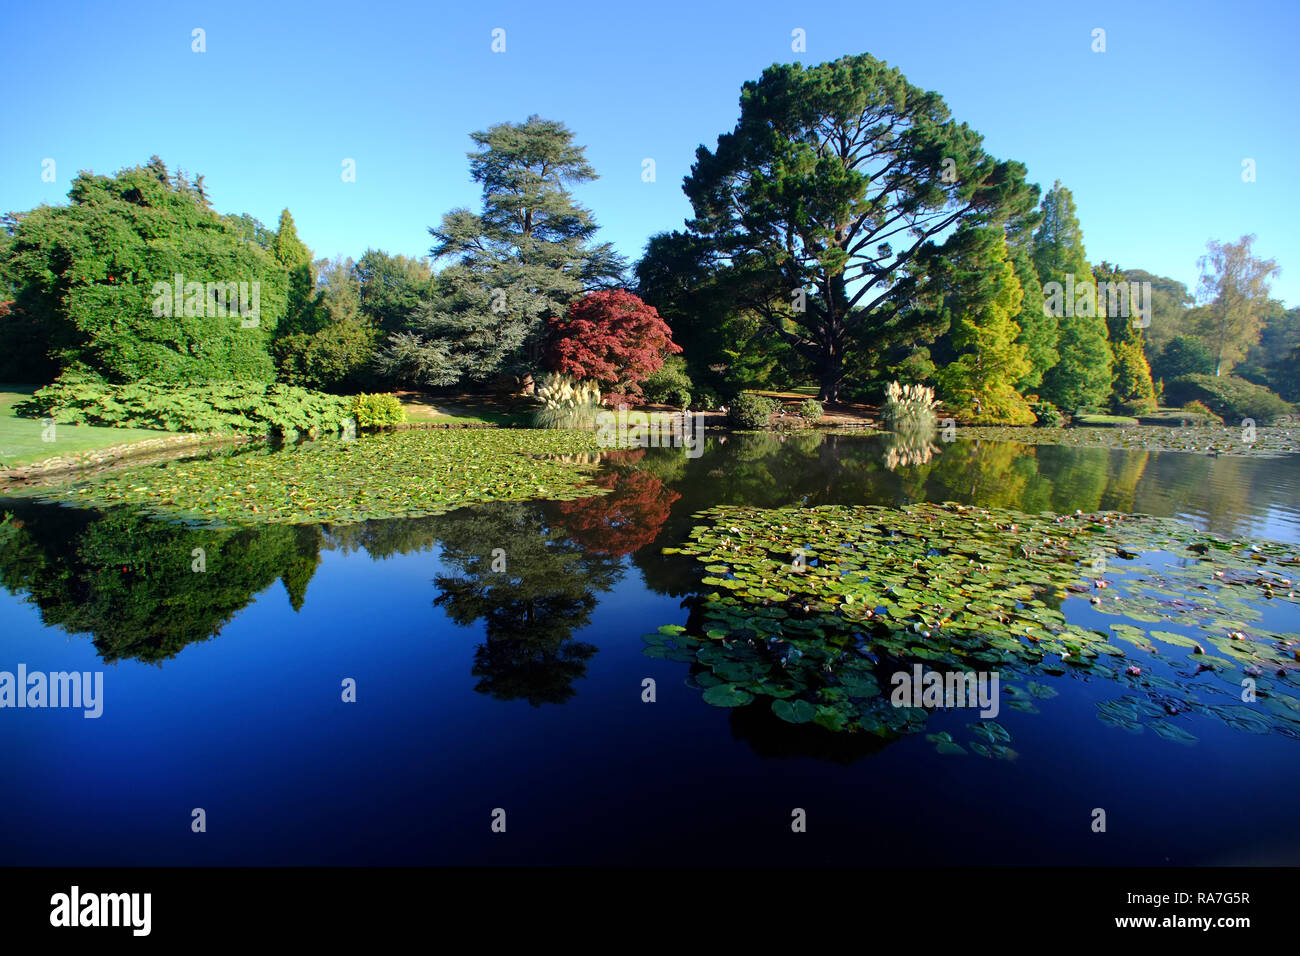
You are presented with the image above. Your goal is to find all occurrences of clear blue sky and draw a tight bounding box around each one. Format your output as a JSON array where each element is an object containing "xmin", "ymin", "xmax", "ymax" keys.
[{"xmin": 3, "ymin": 0, "xmax": 1296, "ymax": 306}]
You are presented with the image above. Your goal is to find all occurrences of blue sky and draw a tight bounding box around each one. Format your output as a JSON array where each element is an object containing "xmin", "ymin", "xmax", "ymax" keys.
[{"xmin": 2, "ymin": 0, "xmax": 1296, "ymax": 306}]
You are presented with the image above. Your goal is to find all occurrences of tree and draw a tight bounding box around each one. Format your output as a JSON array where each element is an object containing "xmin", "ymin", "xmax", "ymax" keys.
[
  {"xmin": 0, "ymin": 157, "xmax": 287, "ymax": 383},
  {"xmin": 681, "ymin": 53, "xmax": 1037, "ymax": 401},
  {"xmin": 934, "ymin": 228, "xmax": 1034, "ymax": 423},
  {"xmin": 1109, "ymin": 338, "xmax": 1157, "ymax": 412},
  {"xmin": 1152, "ymin": 335, "xmax": 1215, "ymax": 382},
  {"xmin": 272, "ymin": 257, "xmax": 378, "ymax": 391},
  {"xmin": 376, "ymin": 116, "xmax": 625, "ymax": 387},
  {"xmin": 1193, "ymin": 235, "xmax": 1280, "ymax": 376},
  {"xmin": 545, "ymin": 290, "xmax": 681, "ymax": 403},
  {"xmin": 271, "ymin": 209, "xmax": 317, "ymax": 334},
  {"xmin": 1121, "ymin": 269, "xmax": 1193, "ymax": 354},
  {"xmin": 634, "ymin": 230, "xmax": 802, "ymax": 395},
  {"xmin": 1008, "ymin": 239, "xmax": 1055, "ymax": 390},
  {"xmin": 354, "ymin": 250, "xmax": 437, "ymax": 337},
  {"xmin": 1032, "ymin": 182, "xmax": 1112, "ymax": 408}
]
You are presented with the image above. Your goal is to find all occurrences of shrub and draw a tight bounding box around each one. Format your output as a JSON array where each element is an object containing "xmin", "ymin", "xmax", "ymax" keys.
[
  {"xmin": 23, "ymin": 381, "xmax": 353, "ymax": 438},
  {"xmin": 350, "ymin": 393, "xmax": 404, "ymax": 428},
  {"xmin": 1164, "ymin": 374, "xmax": 1294, "ymax": 424},
  {"xmin": 727, "ymin": 393, "xmax": 778, "ymax": 429},
  {"xmin": 639, "ymin": 355, "xmax": 693, "ymax": 408},
  {"xmin": 1115, "ymin": 398, "xmax": 1158, "ymax": 417},
  {"xmin": 1180, "ymin": 399, "xmax": 1222, "ymax": 423},
  {"xmin": 797, "ymin": 398, "xmax": 824, "ymax": 421},
  {"xmin": 532, "ymin": 373, "xmax": 603, "ymax": 429},
  {"xmin": 274, "ymin": 320, "xmax": 378, "ymax": 392},
  {"xmin": 1031, "ymin": 400, "xmax": 1064, "ymax": 427},
  {"xmin": 693, "ymin": 387, "xmax": 723, "ymax": 411}
]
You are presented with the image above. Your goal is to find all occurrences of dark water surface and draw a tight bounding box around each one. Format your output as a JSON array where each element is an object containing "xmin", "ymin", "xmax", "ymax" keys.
[{"xmin": 2, "ymin": 432, "xmax": 1298, "ymax": 865}]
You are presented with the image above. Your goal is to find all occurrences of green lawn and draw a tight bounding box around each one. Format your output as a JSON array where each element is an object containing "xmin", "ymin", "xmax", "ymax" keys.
[{"xmin": 0, "ymin": 385, "xmax": 175, "ymax": 469}]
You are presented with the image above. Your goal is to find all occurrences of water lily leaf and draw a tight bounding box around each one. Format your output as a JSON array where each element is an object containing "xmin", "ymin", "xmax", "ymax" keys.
[
  {"xmin": 772, "ymin": 698, "xmax": 817, "ymax": 723},
  {"xmin": 702, "ymin": 683, "xmax": 754, "ymax": 708}
]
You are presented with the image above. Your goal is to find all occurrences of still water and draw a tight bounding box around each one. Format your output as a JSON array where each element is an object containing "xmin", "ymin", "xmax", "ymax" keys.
[{"xmin": 2, "ymin": 432, "xmax": 1298, "ymax": 865}]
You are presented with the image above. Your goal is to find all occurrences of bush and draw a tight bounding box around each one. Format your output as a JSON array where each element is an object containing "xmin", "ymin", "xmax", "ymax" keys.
[
  {"xmin": 1031, "ymin": 400, "xmax": 1064, "ymax": 427},
  {"xmin": 693, "ymin": 387, "xmax": 723, "ymax": 411},
  {"xmin": 727, "ymin": 393, "xmax": 778, "ymax": 429},
  {"xmin": 23, "ymin": 381, "xmax": 353, "ymax": 438},
  {"xmin": 1164, "ymin": 374, "xmax": 1294, "ymax": 424},
  {"xmin": 1115, "ymin": 398, "xmax": 1158, "ymax": 417},
  {"xmin": 350, "ymin": 393, "xmax": 404, "ymax": 428},
  {"xmin": 1180, "ymin": 399, "xmax": 1222, "ymax": 423},
  {"xmin": 797, "ymin": 398, "xmax": 824, "ymax": 421},
  {"xmin": 639, "ymin": 355, "xmax": 693, "ymax": 408},
  {"xmin": 274, "ymin": 321, "xmax": 378, "ymax": 392}
]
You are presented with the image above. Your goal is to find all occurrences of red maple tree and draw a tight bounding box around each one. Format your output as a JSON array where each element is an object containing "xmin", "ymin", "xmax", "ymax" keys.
[{"xmin": 546, "ymin": 290, "xmax": 681, "ymax": 404}]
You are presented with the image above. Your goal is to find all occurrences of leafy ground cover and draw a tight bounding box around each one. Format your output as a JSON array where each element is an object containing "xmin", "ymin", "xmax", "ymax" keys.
[
  {"xmin": 17, "ymin": 428, "xmax": 610, "ymax": 525},
  {"xmin": 647, "ymin": 502, "xmax": 1300, "ymax": 751},
  {"xmin": 957, "ymin": 424, "xmax": 1298, "ymax": 458}
]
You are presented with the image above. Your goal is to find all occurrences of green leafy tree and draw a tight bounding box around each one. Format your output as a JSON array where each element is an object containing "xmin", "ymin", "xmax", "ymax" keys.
[
  {"xmin": 0, "ymin": 157, "xmax": 287, "ymax": 383},
  {"xmin": 1122, "ymin": 269, "xmax": 1193, "ymax": 354},
  {"xmin": 1153, "ymin": 335, "xmax": 1216, "ymax": 382},
  {"xmin": 681, "ymin": 53, "xmax": 1038, "ymax": 401},
  {"xmin": 634, "ymin": 230, "xmax": 804, "ymax": 395},
  {"xmin": 376, "ymin": 116, "xmax": 626, "ymax": 387},
  {"xmin": 1032, "ymin": 182, "xmax": 1112, "ymax": 408},
  {"xmin": 1192, "ymin": 235, "xmax": 1280, "ymax": 376},
  {"xmin": 273, "ymin": 257, "xmax": 378, "ymax": 391},
  {"xmin": 355, "ymin": 250, "xmax": 437, "ymax": 338}
]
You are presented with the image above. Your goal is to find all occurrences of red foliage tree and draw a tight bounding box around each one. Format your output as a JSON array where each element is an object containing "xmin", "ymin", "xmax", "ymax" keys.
[{"xmin": 546, "ymin": 290, "xmax": 681, "ymax": 403}]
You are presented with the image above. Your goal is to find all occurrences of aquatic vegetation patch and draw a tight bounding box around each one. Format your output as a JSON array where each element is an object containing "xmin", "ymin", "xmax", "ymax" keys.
[
  {"xmin": 17, "ymin": 429, "xmax": 609, "ymax": 526},
  {"xmin": 957, "ymin": 424, "xmax": 1298, "ymax": 458},
  {"xmin": 645, "ymin": 502, "xmax": 1300, "ymax": 746}
]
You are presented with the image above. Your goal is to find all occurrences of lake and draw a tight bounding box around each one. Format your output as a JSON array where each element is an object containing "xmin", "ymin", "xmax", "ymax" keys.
[{"xmin": 2, "ymin": 431, "xmax": 1298, "ymax": 866}]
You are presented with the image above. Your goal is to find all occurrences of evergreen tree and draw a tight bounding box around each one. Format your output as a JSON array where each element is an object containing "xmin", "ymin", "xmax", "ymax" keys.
[
  {"xmin": 376, "ymin": 116, "xmax": 625, "ymax": 387},
  {"xmin": 1032, "ymin": 182, "xmax": 1112, "ymax": 408},
  {"xmin": 271, "ymin": 209, "xmax": 317, "ymax": 334},
  {"xmin": 1008, "ymin": 240, "xmax": 1055, "ymax": 390},
  {"xmin": 681, "ymin": 53, "xmax": 1037, "ymax": 401},
  {"xmin": 935, "ymin": 228, "xmax": 1034, "ymax": 424}
]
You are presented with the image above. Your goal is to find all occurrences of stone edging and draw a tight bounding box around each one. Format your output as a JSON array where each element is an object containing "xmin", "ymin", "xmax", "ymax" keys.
[{"xmin": 0, "ymin": 433, "xmax": 251, "ymax": 483}]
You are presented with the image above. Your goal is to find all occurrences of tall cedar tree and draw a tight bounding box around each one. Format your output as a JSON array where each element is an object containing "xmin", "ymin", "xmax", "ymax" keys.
[
  {"xmin": 1032, "ymin": 182, "xmax": 1112, "ymax": 409},
  {"xmin": 682, "ymin": 53, "xmax": 1037, "ymax": 401},
  {"xmin": 546, "ymin": 290, "xmax": 681, "ymax": 403},
  {"xmin": 376, "ymin": 116, "xmax": 626, "ymax": 387}
]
